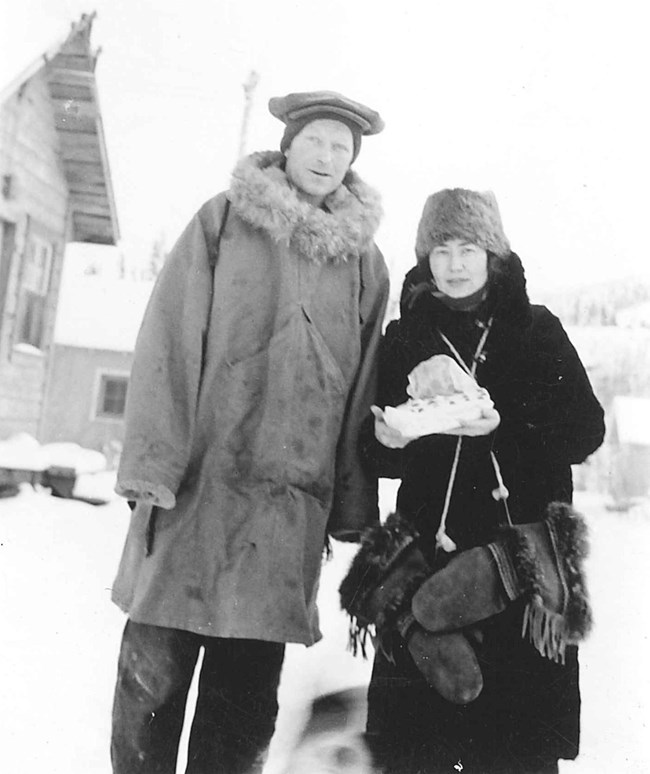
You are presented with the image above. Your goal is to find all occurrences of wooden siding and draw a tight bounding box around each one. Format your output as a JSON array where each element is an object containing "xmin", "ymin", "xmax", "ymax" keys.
[
  {"xmin": 0, "ymin": 13, "xmax": 119, "ymax": 442},
  {"xmin": 0, "ymin": 347, "xmax": 46, "ymax": 437},
  {"xmin": 0, "ymin": 73, "xmax": 67, "ymax": 439},
  {"xmin": 0, "ymin": 75, "xmax": 69, "ymax": 231},
  {"xmin": 40, "ymin": 345, "xmax": 132, "ymax": 451}
]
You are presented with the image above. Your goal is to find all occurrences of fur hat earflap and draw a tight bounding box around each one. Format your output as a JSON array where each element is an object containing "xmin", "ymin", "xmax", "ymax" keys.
[{"xmin": 415, "ymin": 188, "xmax": 510, "ymax": 261}]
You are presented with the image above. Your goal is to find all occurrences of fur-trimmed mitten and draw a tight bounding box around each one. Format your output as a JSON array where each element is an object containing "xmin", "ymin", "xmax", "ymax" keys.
[
  {"xmin": 339, "ymin": 514, "xmax": 483, "ymax": 704},
  {"xmin": 411, "ymin": 502, "xmax": 592, "ymax": 663}
]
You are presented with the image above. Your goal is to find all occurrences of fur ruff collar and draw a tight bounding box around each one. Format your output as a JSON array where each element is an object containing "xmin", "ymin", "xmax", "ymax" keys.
[{"xmin": 228, "ymin": 151, "xmax": 382, "ymax": 264}]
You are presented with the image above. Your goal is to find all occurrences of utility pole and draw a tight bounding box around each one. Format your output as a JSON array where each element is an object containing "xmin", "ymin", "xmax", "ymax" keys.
[{"xmin": 238, "ymin": 70, "xmax": 260, "ymax": 159}]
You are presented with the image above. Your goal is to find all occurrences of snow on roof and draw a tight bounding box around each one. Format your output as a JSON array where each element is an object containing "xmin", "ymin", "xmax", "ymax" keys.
[
  {"xmin": 612, "ymin": 396, "xmax": 650, "ymax": 446},
  {"xmin": 54, "ymin": 277, "xmax": 154, "ymax": 352}
]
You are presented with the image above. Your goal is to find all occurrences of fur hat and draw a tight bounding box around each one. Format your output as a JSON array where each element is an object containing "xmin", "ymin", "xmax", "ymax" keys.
[
  {"xmin": 269, "ymin": 90, "xmax": 384, "ymax": 162},
  {"xmin": 415, "ymin": 188, "xmax": 510, "ymax": 260}
]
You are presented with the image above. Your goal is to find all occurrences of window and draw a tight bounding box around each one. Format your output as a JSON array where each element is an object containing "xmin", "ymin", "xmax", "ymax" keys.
[
  {"xmin": 16, "ymin": 236, "xmax": 54, "ymax": 349},
  {"xmin": 1, "ymin": 220, "xmax": 17, "ymax": 332},
  {"xmin": 95, "ymin": 373, "xmax": 129, "ymax": 420}
]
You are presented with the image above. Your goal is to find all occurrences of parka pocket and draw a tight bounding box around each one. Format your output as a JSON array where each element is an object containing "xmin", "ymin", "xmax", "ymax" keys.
[{"xmin": 211, "ymin": 312, "xmax": 348, "ymax": 497}]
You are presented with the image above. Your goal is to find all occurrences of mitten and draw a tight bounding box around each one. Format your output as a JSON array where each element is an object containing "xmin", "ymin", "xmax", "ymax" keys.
[
  {"xmin": 397, "ymin": 614, "xmax": 483, "ymax": 705},
  {"xmin": 339, "ymin": 514, "xmax": 483, "ymax": 704},
  {"xmin": 411, "ymin": 502, "xmax": 592, "ymax": 663}
]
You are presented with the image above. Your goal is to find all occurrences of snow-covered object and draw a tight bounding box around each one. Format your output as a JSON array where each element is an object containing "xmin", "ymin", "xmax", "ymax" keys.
[
  {"xmin": 72, "ymin": 470, "xmax": 118, "ymax": 502},
  {"xmin": 0, "ymin": 433, "xmax": 48, "ymax": 471},
  {"xmin": 383, "ymin": 355, "xmax": 493, "ymax": 437},
  {"xmin": 0, "ymin": 434, "xmax": 106, "ymax": 474},
  {"xmin": 40, "ymin": 443, "xmax": 107, "ymax": 474}
]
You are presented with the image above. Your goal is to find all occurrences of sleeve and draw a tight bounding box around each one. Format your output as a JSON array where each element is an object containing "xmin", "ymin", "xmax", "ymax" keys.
[
  {"xmin": 115, "ymin": 198, "xmax": 225, "ymax": 508},
  {"xmin": 357, "ymin": 318, "xmax": 413, "ymax": 480},
  {"xmin": 495, "ymin": 309, "xmax": 605, "ymax": 466},
  {"xmin": 327, "ymin": 244, "xmax": 390, "ymax": 540}
]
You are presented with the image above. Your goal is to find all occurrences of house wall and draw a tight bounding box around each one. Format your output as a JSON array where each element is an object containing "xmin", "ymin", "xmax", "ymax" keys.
[
  {"xmin": 40, "ymin": 344, "xmax": 132, "ymax": 453},
  {"xmin": 608, "ymin": 443, "xmax": 650, "ymax": 502},
  {"xmin": 0, "ymin": 71, "xmax": 68, "ymax": 439}
]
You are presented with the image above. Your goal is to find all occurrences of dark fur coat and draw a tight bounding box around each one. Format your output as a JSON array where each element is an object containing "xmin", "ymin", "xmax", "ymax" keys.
[{"xmin": 361, "ymin": 253, "xmax": 605, "ymax": 771}]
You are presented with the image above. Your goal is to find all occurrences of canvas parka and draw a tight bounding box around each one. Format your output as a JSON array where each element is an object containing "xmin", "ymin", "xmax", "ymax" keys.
[{"xmin": 113, "ymin": 151, "xmax": 389, "ymax": 646}]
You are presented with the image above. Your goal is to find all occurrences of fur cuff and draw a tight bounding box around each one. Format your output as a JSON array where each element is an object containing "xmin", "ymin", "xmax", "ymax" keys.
[{"xmin": 500, "ymin": 502, "xmax": 592, "ymax": 663}]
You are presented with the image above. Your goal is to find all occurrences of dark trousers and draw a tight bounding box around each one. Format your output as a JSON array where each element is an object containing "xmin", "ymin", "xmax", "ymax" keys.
[{"xmin": 111, "ymin": 620, "xmax": 285, "ymax": 774}]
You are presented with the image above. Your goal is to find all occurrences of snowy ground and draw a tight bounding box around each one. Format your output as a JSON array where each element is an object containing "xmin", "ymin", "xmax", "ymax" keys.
[{"xmin": 1, "ymin": 480, "xmax": 649, "ymax": 773}]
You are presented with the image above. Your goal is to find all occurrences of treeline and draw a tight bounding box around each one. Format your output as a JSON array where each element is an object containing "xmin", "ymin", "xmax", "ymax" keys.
[{"xmin": 536, "ymin": 276, "xmax": 650, "ymax": 326}]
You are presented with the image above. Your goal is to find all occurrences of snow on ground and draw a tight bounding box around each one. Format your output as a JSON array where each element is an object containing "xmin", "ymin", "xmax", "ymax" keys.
[{"xmin": 1, "ymin": 482, "xmax": 649, "ymax": 773}]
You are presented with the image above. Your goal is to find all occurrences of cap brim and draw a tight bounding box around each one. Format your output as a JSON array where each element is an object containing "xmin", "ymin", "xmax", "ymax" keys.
[{"xmin": 269, "ymin": 91, "xmax": 384, "ymax": 135}]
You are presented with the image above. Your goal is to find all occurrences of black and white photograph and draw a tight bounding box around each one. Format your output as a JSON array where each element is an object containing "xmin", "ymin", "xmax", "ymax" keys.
[{"xmin": 1, "ymin": 2, "xmax": 648, "ymax": 772}]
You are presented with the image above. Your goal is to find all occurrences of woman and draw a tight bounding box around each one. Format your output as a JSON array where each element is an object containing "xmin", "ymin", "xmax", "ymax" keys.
[{"xmin": 360, "ymin": 189, "xmax": 605, "ymax": 774}]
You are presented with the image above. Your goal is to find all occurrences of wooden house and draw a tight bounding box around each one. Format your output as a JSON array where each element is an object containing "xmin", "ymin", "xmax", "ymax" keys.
[
  {"xmin": 0, "ymin": 13, "xmax": 119, "ymax": 439},
  {"xmin": 39, "ymin": 277, "xmax": 153, "ymax": 455}
]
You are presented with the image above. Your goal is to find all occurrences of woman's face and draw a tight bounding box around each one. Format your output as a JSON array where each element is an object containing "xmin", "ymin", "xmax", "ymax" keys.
[{"xmin": 428, "ymin": 239, "xmax": 489, "ymax": 298}]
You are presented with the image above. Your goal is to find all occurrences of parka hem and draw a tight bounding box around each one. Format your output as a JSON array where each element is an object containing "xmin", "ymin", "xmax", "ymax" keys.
[{"xmin": 111, "ymin": 596, "xmax": 322, "ymax": 646}]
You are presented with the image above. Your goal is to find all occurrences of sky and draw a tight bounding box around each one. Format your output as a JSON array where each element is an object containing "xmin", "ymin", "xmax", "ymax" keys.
[{"xmin": 2, "ymin": 0, "xmax": 649, "ymax": 295}]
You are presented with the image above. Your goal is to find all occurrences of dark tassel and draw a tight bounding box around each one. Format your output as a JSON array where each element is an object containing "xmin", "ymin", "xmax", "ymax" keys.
[
  {"xmin": 522, "ymin": 597, "xmax": 569, "ymax": 664},
  {"xmin": 347, "ymin": 617, "xmax": 370, "ymax": 658}
]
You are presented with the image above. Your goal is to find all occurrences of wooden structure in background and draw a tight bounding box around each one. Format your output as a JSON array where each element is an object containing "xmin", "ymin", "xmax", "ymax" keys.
[
  {"xmin": 0, "ymin": 13, "xmax": 119, "ymax": 439},
  {"xmin": 40, "ymin": 278, "xmax": 153, "ymax": 454}
]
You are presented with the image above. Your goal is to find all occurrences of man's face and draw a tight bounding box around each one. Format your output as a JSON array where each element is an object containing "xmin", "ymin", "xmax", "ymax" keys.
[
  {"xmin": 428, "ymin": 239, "xmax": 489, "ymax": 298},
  {"xmin": 284, "ymin": 118, "xmax": 354, "ymax": 206}
]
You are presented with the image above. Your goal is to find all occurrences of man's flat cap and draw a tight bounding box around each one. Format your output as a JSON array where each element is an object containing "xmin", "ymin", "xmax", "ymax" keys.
[{"xmin": 268, "ymin": 90, "xmax": 384, "ymax": 135}]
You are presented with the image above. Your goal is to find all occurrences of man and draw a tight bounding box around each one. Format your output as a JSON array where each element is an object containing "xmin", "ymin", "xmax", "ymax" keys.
[{"xmin": 110, "ymin": 91, "xmax": 389, "ymax": 774}]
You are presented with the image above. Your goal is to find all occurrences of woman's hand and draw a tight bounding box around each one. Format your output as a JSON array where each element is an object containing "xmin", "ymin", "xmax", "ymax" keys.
[
  {"xmin": 371, "ymin": 405, "xmax": 418, "ymax": 448},
  {"xmin": 438, "ymin": 406, "xmax": 501, "ymax": 437},
  {"xmin": 371, "ymin": 404, "xmax": 500, "ymax": 446}
]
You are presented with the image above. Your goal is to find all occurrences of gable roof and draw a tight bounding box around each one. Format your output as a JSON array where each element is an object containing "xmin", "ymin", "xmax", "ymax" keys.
[{"xmin": 1, "ymin": 13, "xmax": 119, "ymax": 245}]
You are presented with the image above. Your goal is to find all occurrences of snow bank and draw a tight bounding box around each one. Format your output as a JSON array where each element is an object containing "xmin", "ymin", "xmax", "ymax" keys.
[{"xmin": 0, "ymin": 433, "xmax": 119, "ymax": 503}]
